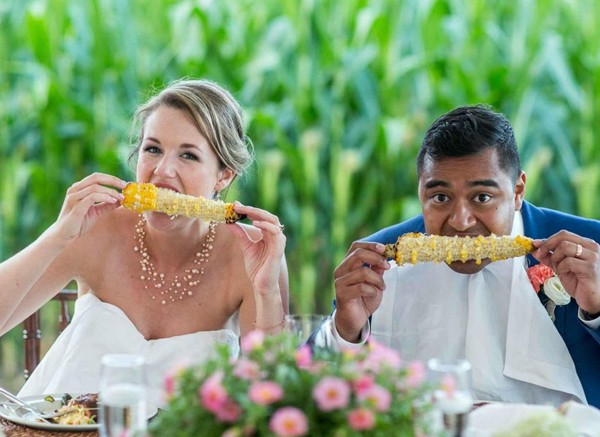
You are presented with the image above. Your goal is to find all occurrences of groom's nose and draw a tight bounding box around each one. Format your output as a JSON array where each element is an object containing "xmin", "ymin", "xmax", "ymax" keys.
[{"xmin": 447, "ymin": 200, "xmax": 477, "ymax": 232}]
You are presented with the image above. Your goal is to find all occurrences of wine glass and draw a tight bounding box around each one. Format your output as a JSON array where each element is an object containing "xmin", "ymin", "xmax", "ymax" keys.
[
  {"xmin": 99, "ymin": 354, "xmax": 147, "ymax": 437},
  {"xmin": 284, "ymin": 314, "xmax": 327, "ymax": 344},
  {"xmin": 427, "ymin": 359, "xmax": 473, "ymax": 437}
]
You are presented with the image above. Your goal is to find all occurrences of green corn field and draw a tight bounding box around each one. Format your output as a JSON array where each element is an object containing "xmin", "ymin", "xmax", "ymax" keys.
[{"xmin": 1, "ymin": 0, "xmax": 600, "ymax": 391}]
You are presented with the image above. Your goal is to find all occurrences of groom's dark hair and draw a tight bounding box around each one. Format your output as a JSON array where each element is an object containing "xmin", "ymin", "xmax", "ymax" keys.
[{"xmin": 416, "ymin": 105, "xmax": 521, "ymax": 183}]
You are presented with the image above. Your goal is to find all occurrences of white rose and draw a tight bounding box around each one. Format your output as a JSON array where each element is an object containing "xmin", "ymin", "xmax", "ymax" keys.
[{"xmin": 543, "ymin": 276, "xmax": 571, "ymax": 306}]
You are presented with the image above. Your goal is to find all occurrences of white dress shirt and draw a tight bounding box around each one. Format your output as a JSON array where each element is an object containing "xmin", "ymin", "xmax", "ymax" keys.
[{"xmin": 328, "ymin": 211, "xmax": 592, "ymax": 405}]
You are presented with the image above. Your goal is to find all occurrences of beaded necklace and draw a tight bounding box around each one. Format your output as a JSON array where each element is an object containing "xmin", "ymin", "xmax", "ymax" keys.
[{"xmin": 133, "ymin": 215, "xmax": 216, "ymax": 305}]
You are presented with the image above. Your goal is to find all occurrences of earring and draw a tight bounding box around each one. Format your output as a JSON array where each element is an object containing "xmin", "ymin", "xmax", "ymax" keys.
[{"xmin": 213, "ymin": 191, "xmax": 221, "ymax": 201}]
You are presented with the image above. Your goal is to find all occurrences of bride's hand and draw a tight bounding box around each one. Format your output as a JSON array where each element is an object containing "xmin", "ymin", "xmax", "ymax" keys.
[
  {"xmin": 46, "ymin": 173, "xmax": 127, "ymax": 248},
  {"xmin": 226, "ymin": 202, "xmax": 286, "ymax": 297}
]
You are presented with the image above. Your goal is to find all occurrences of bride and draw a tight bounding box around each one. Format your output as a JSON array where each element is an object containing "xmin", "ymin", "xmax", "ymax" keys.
[{"xmin": 0, "ymin": 79, "xmax": 288, "ymax": 403}]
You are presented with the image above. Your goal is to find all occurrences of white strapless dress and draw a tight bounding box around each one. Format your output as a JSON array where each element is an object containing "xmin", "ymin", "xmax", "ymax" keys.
[{"xmin": 18, "ymin": 293, "xmax": 239, "ymax": 406}]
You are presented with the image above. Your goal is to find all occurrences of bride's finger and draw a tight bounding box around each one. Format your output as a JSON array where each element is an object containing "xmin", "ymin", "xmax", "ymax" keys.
[
  {"xmin": 68, "ymin": 173, "xmax": 127, "ymax": 194},
  {"xmin": 225, "ymin": 223, "xmax": 256, "ymax": 252},
  {"xmin": 234, "ymin": 202, "xmax": 281, "ymax": 227},
  {"xmin": 68, "ymin": 184, "xmax": 124, "ymax": 204},
  {"xmin": 252, "ymin": 220, "xmax": 286, "ymax": 244},
  {"xmin": 91, "ymin": 199, "xmax": 122, "ymax": 217}
]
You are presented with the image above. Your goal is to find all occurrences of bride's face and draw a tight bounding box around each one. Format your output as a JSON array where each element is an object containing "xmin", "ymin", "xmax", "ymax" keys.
[{"xmin": 136, "ymin": 105, "xmax": 230, "ymax": 229}]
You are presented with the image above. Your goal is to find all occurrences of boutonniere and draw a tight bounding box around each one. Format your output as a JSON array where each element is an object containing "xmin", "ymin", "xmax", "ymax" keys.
[{"xmin": 527, "ymin": 264, "xmax": 571, "ymax": 321}]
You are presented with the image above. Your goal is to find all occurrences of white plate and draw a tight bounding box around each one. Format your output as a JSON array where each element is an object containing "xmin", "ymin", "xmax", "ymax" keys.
[{"xmin": 0, "ymin": 393, "xmax": 158, "ymax": 431}]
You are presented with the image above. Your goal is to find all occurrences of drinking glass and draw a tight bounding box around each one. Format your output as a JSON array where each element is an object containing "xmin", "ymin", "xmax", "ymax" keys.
[
  {"xmin": 284, "ymin": 314, "xmax": 327, "ymax": 344},
  {"xmin": 427, "ymin": 359, "xmax": 473, "ymax": 437},
  {"xmin": 99, "ymin": 354, "xmax": 147, "ymax": 437}
]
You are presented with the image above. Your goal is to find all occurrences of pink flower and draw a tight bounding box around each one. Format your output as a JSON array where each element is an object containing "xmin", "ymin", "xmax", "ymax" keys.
[
  {"xmin": 364, "ymin": 341, "xmax": 402, "ymax": 372},
  {"xmin": 352, "ymin": 374, "xmax": 375, "ymax": 396},
  {"xmin": 161, "ymin": 359, "xmax": 191, "ymax": 401},
  {"xmin": 215, "ymin": 399, "xmax": 242, "ymax": 423},
  {"xmin": 269, "ymin": 407, "xmax": 308, "ymax": 437},
  {"xmin": 347, "ymin": 407, "xmax": 376, "ymax": 430},
  {"xmin": 199, "ymin": 372, "xmax": 228, "ymax": 413},
  {"xmin": 233, "ymin": 358, "xmax": 261, "ymax": 381},
  {"xmin": 405, "ymin": 360, "xmax": 426, "ymax": 388},
  {"xmin": 248, "ymin": 381, "xmax": 284, "ymax": 405},
  {"xmin": 357, "ymin": 385, "xmax": 391, "ymax": 412},
  {"xmin": 241, "ymin": 330, "xmax": 265, "ymax": 353},
  {"xmin": 527, "ymin": 264, "xmax": 554, "ymax": 293},
  {"xmin": 441, "ymin": 374, "xmax": 456, "ymax": 398},
  {"xmin": 295, "ymin": 346, "xmax": 312, "ymax": 368},
  {"xmin": 312, "ymin": 377, "xmax": 351, "ymax": 411},
  {"xmin": 163, "ymin": 374, "xmax": 176, "ymax": 399}
]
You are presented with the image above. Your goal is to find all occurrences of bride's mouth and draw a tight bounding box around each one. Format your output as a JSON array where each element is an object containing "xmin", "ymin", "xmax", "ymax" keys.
[{"xmin": 153, "ymin": 183, "xmax": 180, "ymax": 193}]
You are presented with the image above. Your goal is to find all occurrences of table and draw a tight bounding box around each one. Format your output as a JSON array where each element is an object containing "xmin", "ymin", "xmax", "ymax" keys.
[{"xmin": 0, "ymin": 418, "xmax": 98, "ymax": 436}]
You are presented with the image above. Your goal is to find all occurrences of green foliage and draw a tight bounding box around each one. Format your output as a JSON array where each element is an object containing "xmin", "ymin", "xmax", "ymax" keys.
[{"xmin": 1, "ymin": 0, "xmax": 600, "ymax": 387}]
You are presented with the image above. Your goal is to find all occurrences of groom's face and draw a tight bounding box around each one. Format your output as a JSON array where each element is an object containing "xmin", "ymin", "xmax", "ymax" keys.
[{"xmin": 417, "ymin": 148, "xmax": 526, "ymax": 274}]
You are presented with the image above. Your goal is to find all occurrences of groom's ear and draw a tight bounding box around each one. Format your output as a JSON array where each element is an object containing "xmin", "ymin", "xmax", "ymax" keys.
[{"xmin": 514, "ymin": 171, "xmax": 526, "ymax": 211}]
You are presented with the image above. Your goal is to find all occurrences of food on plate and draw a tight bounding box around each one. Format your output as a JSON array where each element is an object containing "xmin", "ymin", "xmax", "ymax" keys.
[
  {"xmin": 50, "ymin": 393, "xmax": 98, "ymax": 425},
  {"xmin": 122, "ymin": 182, "xmax": 246, "ymax": 223},
  {"xmin": 383, "ymin": 233, "xmax": 534, "ymax": 266}
]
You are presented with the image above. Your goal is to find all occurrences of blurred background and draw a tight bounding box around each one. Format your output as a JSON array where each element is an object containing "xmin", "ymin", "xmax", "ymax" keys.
[{"xmin": 1, "ymin": 0, "xmax": 600, "ymax": 391}]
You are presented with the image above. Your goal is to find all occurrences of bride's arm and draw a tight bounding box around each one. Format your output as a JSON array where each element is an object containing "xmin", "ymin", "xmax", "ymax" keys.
[
  {"xmin": 0, "ymin": 173, "xmax": 125, "ymax": 336},
  {"xmin": 226, "ymin": 203, "xmax": 289, "ymax": 336},
  {"xmin": 238, "ymin": 255, "xmax": 289, "ymax": 337},
  {"xmin": 0, "ymin": 235, "xmax": 78, "ymax": 336}
]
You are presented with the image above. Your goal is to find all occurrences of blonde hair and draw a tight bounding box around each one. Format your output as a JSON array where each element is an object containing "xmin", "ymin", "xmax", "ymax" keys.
[{"xmin": 129, "ymin": 79, "xmax": 254, "ymax": 177}]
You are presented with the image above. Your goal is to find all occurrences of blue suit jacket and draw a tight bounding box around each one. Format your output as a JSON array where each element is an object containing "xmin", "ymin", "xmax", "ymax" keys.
[{"xmin": 365, "ymin": 201, "xmax": 600, "ymax": 408}]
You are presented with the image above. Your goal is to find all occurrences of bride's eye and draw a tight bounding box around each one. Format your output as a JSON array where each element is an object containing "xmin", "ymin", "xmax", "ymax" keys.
[
  {"xmin": 143, "ymin": 146, "xmax": 161, "ymax": 154},
  {"xmin": 182, "ymin": 152, "xmax": 199, "ymax": 161}
]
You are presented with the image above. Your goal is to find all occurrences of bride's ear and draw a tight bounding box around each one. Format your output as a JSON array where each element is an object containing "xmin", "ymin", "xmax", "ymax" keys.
[{"xmin": 215, "ymin": 167, "xmax": 235, "ymax": 193}]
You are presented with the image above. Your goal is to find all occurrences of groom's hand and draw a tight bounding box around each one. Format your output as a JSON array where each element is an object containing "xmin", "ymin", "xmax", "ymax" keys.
[
  {"xmin": 532, "ymin": 230, "xmax": 600, "ymax": 316},
  {"xmin": 334, "ymin": 242, "xmax": 391, "ymax": 342}
]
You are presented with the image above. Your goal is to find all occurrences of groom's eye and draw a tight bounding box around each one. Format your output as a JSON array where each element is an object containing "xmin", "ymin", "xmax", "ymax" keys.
[
  {"xmin": 473, "ymin": 194, "xmax": 492, "ymax": 203},
  {"xmin": 432, "ymin": 194, "xmax": 449, "ymax": 203}
]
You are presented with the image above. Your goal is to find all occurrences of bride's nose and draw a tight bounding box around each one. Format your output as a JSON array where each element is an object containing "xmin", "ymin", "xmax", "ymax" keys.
[{"xmin": 153, "ymin": 155, "xmax": 177, "ymax": 179}]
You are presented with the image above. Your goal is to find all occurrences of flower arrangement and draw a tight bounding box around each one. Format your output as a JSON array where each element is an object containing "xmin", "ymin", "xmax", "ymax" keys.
[
  {"xmin": 150, "ymin": 332, "xmax": 433, "ymax": 437},
  {"xmin": 527, "ymin": 264, "xmax": 571, "ymax": 321}
]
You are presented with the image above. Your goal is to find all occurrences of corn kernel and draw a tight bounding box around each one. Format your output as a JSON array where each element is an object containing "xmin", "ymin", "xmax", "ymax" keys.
[
  {"xmin": 122, "ymin": 183, "xmax": 246, "ymax": 224},
  {"xmin": 383, "ymin": 233, "xmax": 534, "ymax": 266}
]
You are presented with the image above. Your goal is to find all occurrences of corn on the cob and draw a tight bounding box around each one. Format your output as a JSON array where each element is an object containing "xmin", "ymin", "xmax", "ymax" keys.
[
  {"xmin": 121, "ymin": 182, "xmax": 246, "ymax": 224},
  {"xmin": 382, "ymin": 233, "xmax": 534, "ymax": 266}
]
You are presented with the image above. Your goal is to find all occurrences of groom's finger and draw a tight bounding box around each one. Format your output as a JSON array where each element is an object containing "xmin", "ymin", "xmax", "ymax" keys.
[
  {"xmin": 335, "ymin": 248, "xmax": 390, "ymax": 278},
  {"xmin": 554, "ymin": 256, "xmax": 592, "ymax": 280},
  {"xmin": 550, "ymin": 240, "xmax": 591, "ymax": 268},
  {"xmin": 534, "ymin": 230, "xmax": 599, "ymax": 260},
  {"xmin": 345, "ymin": 241, "xmax": 386, "ymax": 257},
  {"xmin": 335, "ymin": 267, "xmax": 386, "ymax": 292}
]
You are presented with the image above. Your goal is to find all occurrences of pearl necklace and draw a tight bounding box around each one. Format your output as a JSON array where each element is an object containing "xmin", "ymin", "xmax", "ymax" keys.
[{"xmin": 134, "ymin": 215, "xmax": 216, "ymax": 305}]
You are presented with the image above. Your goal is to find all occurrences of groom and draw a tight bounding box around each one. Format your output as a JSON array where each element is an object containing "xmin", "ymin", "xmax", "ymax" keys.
[{"xmin": 315, "ymin": 105, "xmax": 600, "ymax": 407}]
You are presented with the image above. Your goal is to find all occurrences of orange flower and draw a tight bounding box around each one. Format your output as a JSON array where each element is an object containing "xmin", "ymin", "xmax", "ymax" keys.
[{"xmin": 527, "ymin": 264, "xmax": 555, "ymax": 293}]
